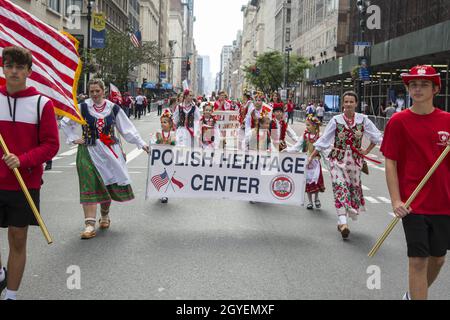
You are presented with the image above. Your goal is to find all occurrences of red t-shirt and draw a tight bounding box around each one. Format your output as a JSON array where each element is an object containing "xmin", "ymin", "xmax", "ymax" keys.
[{"xmin": 380, "ymin": 108, "xmax": 450, "ymax": 215}]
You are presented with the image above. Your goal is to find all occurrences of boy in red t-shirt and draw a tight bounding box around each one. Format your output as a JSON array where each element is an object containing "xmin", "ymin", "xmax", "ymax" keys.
[{"xmin": 381, "ymin": 65, "xmax": 450, "ymax": 300}]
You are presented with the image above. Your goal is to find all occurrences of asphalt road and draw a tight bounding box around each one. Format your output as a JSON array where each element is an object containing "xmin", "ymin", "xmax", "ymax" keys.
[{"xmin": 1, "ymin": 110, "xmax": 449, "ymax": 300}]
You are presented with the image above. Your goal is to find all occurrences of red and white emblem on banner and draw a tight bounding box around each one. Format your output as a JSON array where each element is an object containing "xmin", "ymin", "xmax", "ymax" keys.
[{"xmin": 270, "ymin": 176, "xmax": 295, "ymax": 200}]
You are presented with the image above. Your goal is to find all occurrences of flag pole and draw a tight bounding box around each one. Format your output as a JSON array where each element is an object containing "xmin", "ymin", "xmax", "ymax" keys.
[
  {"xmin": 368, "ymin": 145, "xmax": 450, "ymax": 257},
  {"xmin": 0, "ymin": 133, "xmax": 53, "ymax": 244}
]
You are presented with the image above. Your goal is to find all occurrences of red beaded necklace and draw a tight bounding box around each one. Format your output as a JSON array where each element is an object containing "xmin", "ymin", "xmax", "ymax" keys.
[
  {"xmin": 161, "ymin": 130, "xmax": 171, "ymax": 142},
  {"xmin": 93, "ymin": 101, "xmax": 106, "ymax": 113},
  {"xmin": 343, "ymin": 113, "xmax": 355, "ymax": 127}
]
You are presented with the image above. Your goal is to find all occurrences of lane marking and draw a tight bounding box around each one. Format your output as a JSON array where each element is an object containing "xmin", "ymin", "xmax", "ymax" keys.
[
  {"xmin": 377, "ymin": 196, "xmax": 391, "ymax": 204},
  {"xmin": 365, "ymin": 196, "xmax": 380, "ymax": 204},
  {"xmin": 362, "ymin": 185, "xmax": 370, "ymax": 191},
  {"xmin": 59, "ymin": 148, "xmax": 78, "ymax": 156},
  {"xmin": 126, "ymin": 148, "xmax": 145, "ymax": 164},
  {"xmin": 52, "ymin": 156, "xmax": 62, "ymax": 161},
  {"xmin": 43, "ymin": 171, "xmax": 63, "ymax": 173}
]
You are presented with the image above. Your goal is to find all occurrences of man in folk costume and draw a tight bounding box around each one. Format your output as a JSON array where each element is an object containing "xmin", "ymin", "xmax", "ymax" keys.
[
  {"xmin": 173, "ymin": 89, "xmax": 201, "ymax": 148},
  {"xmin": 244, "ymin": 92, "xmax": 273, "ymax": 136},
  {"xmin": 214, "ymin": 90, "xmax": 233, "ymax": 111},
  {"xmin": 0, "ymin": 47, "xmax": 59, "ymax": 300},
  {"xmin": 61, "ymin": 79, "xmax": 150, "ymax": 239},
  {"xmin": 270, "ymin": 103, "xmax": 298, "ymax": 152},
  {"xmin": 151, "ymin": 108, "xmax": 176, "ymax": 204}
]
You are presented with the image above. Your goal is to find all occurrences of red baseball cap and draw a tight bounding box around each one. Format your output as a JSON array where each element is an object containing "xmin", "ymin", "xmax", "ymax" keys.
[{"xmin": 401, "ymin": 65, "xmax": 441, "ymax": 88}]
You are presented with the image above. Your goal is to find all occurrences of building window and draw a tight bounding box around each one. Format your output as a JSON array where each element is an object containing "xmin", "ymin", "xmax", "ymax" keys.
[
  {"xmin": 48, "ymin": 0, "xmax": 61, "ymax": 13},
  {"xmin": 286, "ymin": 8, "xmax": 291, "ymax": 23},
  {"xmin": 65, "ymin": 0, "xmax": 82, "ymax": 17},
  {"xmin": 286, "ymin": 27, "xmax": 291, "ymax": 42}
]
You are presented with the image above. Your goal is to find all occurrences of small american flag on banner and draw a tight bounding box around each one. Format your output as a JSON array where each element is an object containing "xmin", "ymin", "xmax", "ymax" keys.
[
  {"xmin": 151, "ymin": 170, "xmax": 169, "ymax": 191},
  {"xmin": 0, "ymin": 0, "xmax": 84, "ymax": 124}
]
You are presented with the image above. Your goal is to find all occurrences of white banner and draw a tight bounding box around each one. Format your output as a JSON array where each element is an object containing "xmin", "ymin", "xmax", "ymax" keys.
[
  {"xmin": 146, "ymin": 145, "xmax": 306, "ymax": 206},
  {"xmin": 214, "ymin": 111, "xmax": 241, "ymax": 150}
]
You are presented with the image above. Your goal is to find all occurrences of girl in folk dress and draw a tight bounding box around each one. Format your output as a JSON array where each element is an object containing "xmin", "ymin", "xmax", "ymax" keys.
[
  {"xmin": 61, "ymin": 79, "xmax": 149, "ymax": 239},
  {"xmin": 151, "ymin": 109, "xmax": 176, "ymax": 204},
  {"xmin": 199, "ymin": 103, "xmax": 221, "ymax": 150},
  {"xmin": 309, "ymin": 91, "xmax": 382, "ymax": 239},
  {"xmin": 270, "ymin": 103, "xmax": 298, "ymax": 152},
  {"xmin": 245, "ymin": 108, "xmax": 275, "ymax": 152},
  {"xmin": 286, "ymin": 116, "xmax": 325, "ymax": 209},
  {"xmin": 173, "ymin": 90, "xmax": 201, "ymax": 148}
]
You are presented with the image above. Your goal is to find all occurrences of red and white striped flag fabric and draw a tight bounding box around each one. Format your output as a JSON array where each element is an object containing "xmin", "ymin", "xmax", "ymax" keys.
[{"xmin": 0, "ymin": 0, "xmax": 85, "ymax": 124}]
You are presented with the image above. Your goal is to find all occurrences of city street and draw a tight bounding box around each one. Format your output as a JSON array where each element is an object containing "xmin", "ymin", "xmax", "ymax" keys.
[{"xmin": 1, "ymin": 111, "xmax": 449, "ymax": 300}]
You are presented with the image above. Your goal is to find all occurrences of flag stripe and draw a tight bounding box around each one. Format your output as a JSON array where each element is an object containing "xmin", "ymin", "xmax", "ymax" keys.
[
  {"xmin": 0, "ymin": 0, "xmax": 84, "ymax": 124},
  {"xmin": 0, "ymin": 2, "xmax": 79, "ymax": 61},
  {"xmin": 0, "ymin": 14, "xmax": 78, "ymax": 70}
]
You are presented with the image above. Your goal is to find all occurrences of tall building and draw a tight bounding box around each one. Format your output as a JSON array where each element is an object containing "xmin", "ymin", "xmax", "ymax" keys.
[
  {"xmin": 274, "ymin": 0, "xmax": 291, "ymax": 52},
  {"xmin": 220, "ymin": 45, "xmax": 233, "ymax": 92},
  {"xmin": 201, "ymin": 55, "xmax": 212, "ymax": 95},
  {"xmin": 291, "ymin": 0, "xmax": 350, "ymax": 66},
  {"xmin": 197, "ymin": 56, "xmax": 204, "ymax": 95},
  {"xmin": 139, "ymin": 0, "xmax": 170, "ymax": 92},
  {"xmin": 169, "ymin": 0, "xmax": 184, "ymax": 92}
]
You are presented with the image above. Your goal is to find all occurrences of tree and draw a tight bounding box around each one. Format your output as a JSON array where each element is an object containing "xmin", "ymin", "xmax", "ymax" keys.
[
  {"xmin": 83, "ymin": 30, "xmax": 161, "ymax": 91},
  {"xmin": 244, "ymin": 51, "xmax": 311, "ymax": 94}
]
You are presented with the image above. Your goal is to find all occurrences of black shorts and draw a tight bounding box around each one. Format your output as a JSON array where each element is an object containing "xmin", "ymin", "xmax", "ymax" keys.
[
  {"xmin": 0, "ymin": 189, "xmax": 40, "ymax": 228},
  {"xmin": 402, "ymin": 213, "xmax": 450, "ymax": 257}
]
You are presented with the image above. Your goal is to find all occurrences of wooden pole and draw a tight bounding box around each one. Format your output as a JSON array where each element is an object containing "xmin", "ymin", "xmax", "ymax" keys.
[
  {"xmin": 368, "ymin": 145, "xmax": 450, "ymax": 257},
  {"xmin": 0, "ymin": 133, "xmax": 53, "ymax": 244}
]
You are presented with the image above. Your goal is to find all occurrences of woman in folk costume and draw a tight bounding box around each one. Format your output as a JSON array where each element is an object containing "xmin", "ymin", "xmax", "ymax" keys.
[
  {"xmin": 286, "ymin": 115, "xmax": 325, "ymax": 209},
  {"xmin": 60, "ymin": 79, "xmax": 150, "ymax": 239},
  {"xmin": 150, "ymin": 108, "xmax": 176, "ymax": 204},
  {"xmin": 245, "ymin": 108, "xmax": 275, "ymax": 152},
  {"xmin": 244, "ymin": 92, "xmax": 273, "ymax": 136},
  {"xmin": 199, "ymin": 102, "xmax": 221, "ymax": 150},
  {"xmin": 309, "ymin": 91, "xmax": 382, "ymax": 239},
  {"xmin": 173, "ymin": 89, "xmax": 201, "ymax": 148},
  {"xmin": 270, "ymin": 103, "xmax": 299, "ymax": 152}
]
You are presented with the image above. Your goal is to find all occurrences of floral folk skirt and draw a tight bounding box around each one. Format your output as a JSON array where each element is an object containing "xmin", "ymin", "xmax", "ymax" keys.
[{"xmin": 329, "ymin": 149, "xmax": 366, "ymax": 220}]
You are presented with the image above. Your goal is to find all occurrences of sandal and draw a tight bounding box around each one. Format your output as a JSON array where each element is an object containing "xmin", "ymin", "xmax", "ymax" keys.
[
  {"xmin": 99, "ymin": 216, "xmax": 111, "ymax": 229},
  {"xmin": 337, "ymin": 225, "xmax": 350, "ymax": 239},
  {"xmin": 306, "ymin": 203, "xmax": 314, "ymax": 210},
  {"xmin": 81, "ymin": 223, "xmax": 96, "ymax": 239},
  {"xmin": 314, "ymin": 199, "xmax": 321, "ymax": 209}
]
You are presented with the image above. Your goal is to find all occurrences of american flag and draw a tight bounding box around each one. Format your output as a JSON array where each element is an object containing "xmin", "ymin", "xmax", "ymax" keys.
[
  {"xmin": 130, "ymin": 31, "xmax": 142, "ymax": 48},
  {"xmin": 0, "ymin": 0, "xmax": 84, "ymax": 124},
  {"xmin": 151, "ymin": 170, "xmax": 169, "ymax": 191}
]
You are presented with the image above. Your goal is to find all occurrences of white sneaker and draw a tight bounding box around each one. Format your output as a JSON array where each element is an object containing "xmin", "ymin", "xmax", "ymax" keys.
[{"xmin": 402, "ymin": 292, "xmax": 411, "ymax": 300}]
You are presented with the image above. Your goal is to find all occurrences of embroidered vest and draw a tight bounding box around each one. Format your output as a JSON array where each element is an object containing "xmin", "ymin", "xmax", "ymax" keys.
[
  {"xmin": 329, "ymin": 119, "xmax": 365, "ymax": 162},
  {"xmin": 81, "ymin": 103, "xmax": 120, "ymax": 146},
  {"xmin": 177, "ymin": 104, "xmax": 196, "ymax": 129}
]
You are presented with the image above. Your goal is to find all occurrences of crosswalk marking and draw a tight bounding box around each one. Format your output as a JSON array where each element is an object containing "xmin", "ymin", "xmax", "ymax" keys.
[
  {"xmin": 377, "ymin": 196, "xmax": 391, "ymax": 204},
  {"xmin": 364, "ymin": 196, "xmax": 380, "ymax": 204},
  {"xmin": 52, "ymin": 156, "xmax": 62, "ymax": 161},
  {"xmin": 362, "ymin": 185, "xmax": 370, "ymax": 191}
]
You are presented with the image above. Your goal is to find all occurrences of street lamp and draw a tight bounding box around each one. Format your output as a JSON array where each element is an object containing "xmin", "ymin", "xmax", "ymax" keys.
[
  {"xmin": 86, "ymin": 0, "xmax": 94, "ymax": 89},
  {"xmin": 285, "ymin": 45, "xmax": 293, "ymax": 93}
]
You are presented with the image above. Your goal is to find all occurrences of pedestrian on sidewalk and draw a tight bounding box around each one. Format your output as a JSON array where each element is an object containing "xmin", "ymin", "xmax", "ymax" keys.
[
  {"xmin": 316, "ymin": 103, "xmax": 325, "ymax": 124},
  {"xmin": 308, "ymin": 91, "xmax": 382, "ymax": 239},
  {"xmin": 286, "ymin": 115, "xmax": 325, "ymax": 210},
  {"xmin": 0, "ymin": 47, "xmax": 59, "ymax": 300},
  {"xmin": 381, "ymin": 65, "xmax": 450, "ymax": 300},
  {"xmin": 60, "ymin": 78, "xmax": 149, "ymax": 239}
]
